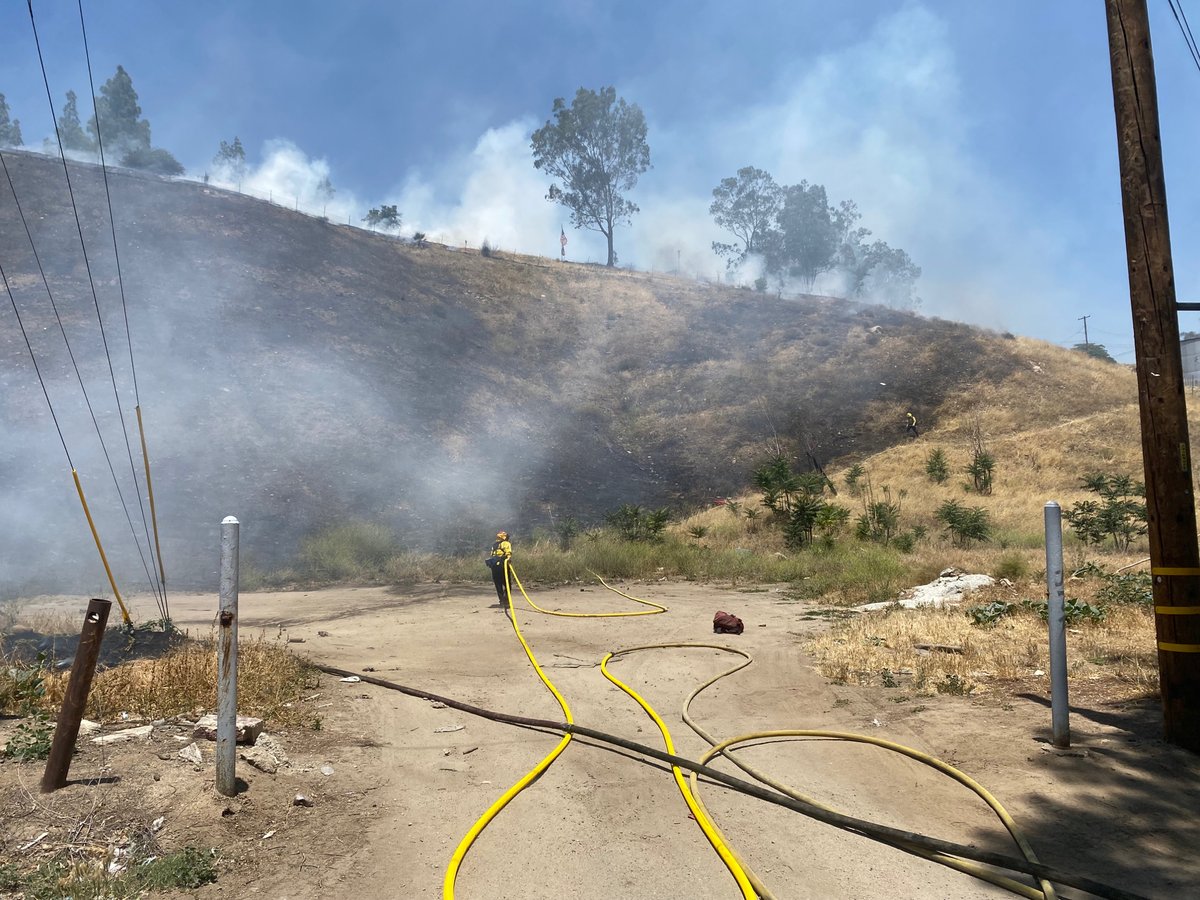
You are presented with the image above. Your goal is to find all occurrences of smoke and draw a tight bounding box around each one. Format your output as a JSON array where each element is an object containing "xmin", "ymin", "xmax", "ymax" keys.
[{"xmin": 203, "ymin": 139, "xmax": 360, "ymax": 223}]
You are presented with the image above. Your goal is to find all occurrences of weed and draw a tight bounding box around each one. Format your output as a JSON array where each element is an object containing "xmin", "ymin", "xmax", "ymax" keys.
[
  {"xmin": 1096, "ymin": 572, "xmax": 1152, "ymax": 606},
  {"xmin": 136, "ymin": 848, "xmax": 218, "ymax": 890},
  {"xmin": 936, "ymin": 673, "xmax": 973, "ymax": 695},
  {"xmin": 688, "ymin": 525, "xmax": 709, "ymax": 540},
  {"xmin": 968, "ymin": 601, "xmax": 1015, "ymax": 627},
  {"xmin": 993, "ymin": 551, "xmax": 1029, "ymax": 581},
  {"xmin": 298, "ymin": 521, "xmax": 396, "ymax": 582},
  {"xmin": 41, "ymin": 634, "xmax": 312, "ymax": 725},
  {"xmin": 3, "ymin": 714, "xmax": 53, "ymax": 760},
  {"xmin": 880, "ymin": 669, "xmax": 898, "ymax": 688},
  {"xmin": 1020, "ymin": 598, "xmax": 1107, "ymax": 625}
]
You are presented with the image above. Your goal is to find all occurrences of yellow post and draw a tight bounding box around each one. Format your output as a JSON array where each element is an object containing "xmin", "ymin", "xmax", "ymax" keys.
[
  {"xmin": 136, "ymin": 406, "xmax": 167, "ymax": 592},
  {"xmin": 72, "ymin": 469, "xmax": 132, "ymax": 625}
]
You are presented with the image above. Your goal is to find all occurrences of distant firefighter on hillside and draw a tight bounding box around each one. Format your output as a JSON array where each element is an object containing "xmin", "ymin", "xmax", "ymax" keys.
[{"xmin": 905, "ymin": 411, "xmax": 919, "ymax": 438}]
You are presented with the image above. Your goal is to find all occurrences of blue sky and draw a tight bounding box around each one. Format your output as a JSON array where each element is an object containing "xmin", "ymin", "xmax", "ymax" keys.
[{"xmin": 3, "ymin": 1, "xmax": 1200, "ymax": 360}]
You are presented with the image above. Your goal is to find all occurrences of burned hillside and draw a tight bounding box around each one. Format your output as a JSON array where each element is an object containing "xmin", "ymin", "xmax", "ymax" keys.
[{"xmin": 1, "ymin": 150, "xmax": 1033, "ymax": 590}]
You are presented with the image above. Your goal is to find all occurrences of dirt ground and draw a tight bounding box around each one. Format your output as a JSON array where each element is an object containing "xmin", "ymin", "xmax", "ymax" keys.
[{"xmin": 3, "ymin": 581, "xmax": 1200, "ymax": 899}]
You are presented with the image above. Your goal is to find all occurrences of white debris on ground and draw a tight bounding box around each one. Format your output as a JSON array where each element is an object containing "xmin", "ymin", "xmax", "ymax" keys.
[{"xmin": 858, "ymin": 567, "xmax": 995, "ymax": 611}]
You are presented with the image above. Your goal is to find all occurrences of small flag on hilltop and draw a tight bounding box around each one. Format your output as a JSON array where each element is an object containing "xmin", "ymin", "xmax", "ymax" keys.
[{"xmin": 560, "ymin": 226, "xmax": 568, "ymax": 258}]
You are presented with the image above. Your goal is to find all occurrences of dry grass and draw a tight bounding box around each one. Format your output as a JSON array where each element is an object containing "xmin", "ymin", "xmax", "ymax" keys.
[
  {"xmin": 807, "ymin": 580, "xmax": 1158, "ymax": 701},
  {"xmin": 39, "ymin": 632, "xmax": 316, "ymax": 725}
]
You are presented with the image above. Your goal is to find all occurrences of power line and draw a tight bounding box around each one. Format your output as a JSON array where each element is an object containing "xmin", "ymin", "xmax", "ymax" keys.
[
  {"xmin": 0, "ymin": 257, "xmax": 73, "ymax": 470},
  {"xmin": 1, "ymin": 150, "xmax": 163, "ymax": 611},
  {"xmin": 1167, "ymin": 0, "xmax": 1200, "ymax": 75},
  {"xmin": 76, "ymin": 0, "xmax": 169, "ymax": 618},
  {"xmin": 26, "ymin": 0, "xmax": 166, "ymax": 616}
]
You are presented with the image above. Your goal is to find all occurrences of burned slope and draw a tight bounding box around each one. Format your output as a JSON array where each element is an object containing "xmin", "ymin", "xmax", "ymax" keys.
[{"xmin": 1, "ymin": 150, "xmax": 1033, "ymax": 590}]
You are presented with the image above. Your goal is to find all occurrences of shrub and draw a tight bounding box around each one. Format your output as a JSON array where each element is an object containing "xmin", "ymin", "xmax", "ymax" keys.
[
  {"xmin": 412, "ymin": 231, "xmax": 428, "ymax": 247},
  {"xmin": 855, "ymin": 477, "xmax": 904, "ymax": 546},
  {"xmin": 605, "ymin": 504, "xmax": 670, "ymax": 542},
  {"xmin": 754, "ymin": 276, "xmax": 768, "ymax": 292},
  {"xmin": 966, "ymin": 422, "xmax": 994, "ymax": 494},
  {"xmin": 891, "ymin": 529, "xmax": 925, "ymax": 554},
  {"xmin": 554, "ymin": 516, "xmax": 581, "ymax": 551},
  {"xmin": 993, "ymin": 551, "xmax": 1029, "ymax": 581},
  {"xmin": 1064, "ymin": 473, "xmax": 1147, "ymax": 551},
  {"xmin": 1096, "ymin": 571, "xmax": 1152, "ymax": 606},
  {"xmin": 1, "ymin": 651, "xmax": 52, "ymax": 761},
  {"xmin": 688, "ymin": 525, "xmax": 709, "ymax": 540},
  {"xmin": 936, "ymin": 499, "xmax": 992, "ymax": 547},
  {"xmin": 298, "ymin": 521, "xmax": 396, "ymax": 582},
  {"xmin": 924, "ymin": 448, "xmax": 949, "ymax": 484},
  {"xmin": 845, "ymin": 463, "xmax": 866, "ymax": 494},
  {"xmin": 480, "ymin": 239, "xmax": 494, "ymax": 257}
]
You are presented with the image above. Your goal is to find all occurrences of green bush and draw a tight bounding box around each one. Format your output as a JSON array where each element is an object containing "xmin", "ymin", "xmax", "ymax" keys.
[
  {"xmin": 993, "ymin": 552, "xmax": 1029, "ymax": 581},
  {"xmin": 967, "ymin": 601, "xmax": 1015, "ymax": 627},
  {"xmin": 136, "ymin": 848, "xmax": 218, "ymax": 890},
  {"xmin": 605, "ymin": 504, "xmax": 671, "ymax": 542},
  {"xmin": 1064, "ymin": 474, "xmax": 1147, "ymax": 551},
  {"xmin": 936, "ymin": 499, "xmax": 992, "ymax": 547},
  {"xmin": 1022, "ymin": 598, "xmax": 1107, "ymax": 625},
  {"xmin": 298, "ymin": 521, "xmax": 397, "ymax": 581},
  {"xmin": 845, "ymin": 463, "xmax": 866, "ymax": 494},
  {"xmin": 1096, "ymin": 572, "xmax": 1152, "ymax": 606},
  {"xmin": 966, "ymin": 450, "xmax": 995, "ymax": 494},
  {"xmin": 924, "ymin": 448, "xmax": 950, "ymax": 484}
]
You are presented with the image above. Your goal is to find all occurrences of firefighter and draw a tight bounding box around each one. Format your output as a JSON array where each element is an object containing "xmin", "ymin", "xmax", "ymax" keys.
[
  {"xmin": 905, "ymin": 411, "xmax": 919, "ymax": 438},
  {"xmin": 487, "ymin": 531, "xmax": 512, "ymax": 607}
]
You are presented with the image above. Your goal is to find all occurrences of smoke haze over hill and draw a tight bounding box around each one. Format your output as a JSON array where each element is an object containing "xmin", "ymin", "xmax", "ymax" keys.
[{"xmin": 1, "ymin": 148, "xmax": 1117, "ymax": 596}]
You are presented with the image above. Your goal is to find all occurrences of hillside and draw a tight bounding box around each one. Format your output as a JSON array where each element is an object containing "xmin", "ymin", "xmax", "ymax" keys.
[{"xmin": 0, "ymin": 150, "xmax": 1138, "ymax": 590}]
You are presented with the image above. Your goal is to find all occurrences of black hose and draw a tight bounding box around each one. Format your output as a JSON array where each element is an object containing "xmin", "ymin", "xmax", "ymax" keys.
[{"xmin": 314, "ymin": 663, "xmax": 1145, "ymax": 900}]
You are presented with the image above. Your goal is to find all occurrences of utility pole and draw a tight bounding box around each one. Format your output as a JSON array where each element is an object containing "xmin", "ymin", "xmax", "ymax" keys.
[
  {"xmin": 1106, "ymin": 0, "xmax": 1200, "ymax": 751},
  {"xmin": 1079, "ymin": 314, "xmax": 1091, "ymax": 346}
]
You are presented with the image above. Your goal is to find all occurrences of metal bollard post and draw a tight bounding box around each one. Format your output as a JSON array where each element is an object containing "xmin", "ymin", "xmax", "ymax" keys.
[
  {"xmin": 1044, "ymin": 502, "xmax": 1070, "ymax": 748},
  {"xmin": 216, "ymin": 516, "xmax": 240, "ymax": 797},
  {"xmin": 41, "ymin": 598, "xmax": 111, "ymax": 793}
]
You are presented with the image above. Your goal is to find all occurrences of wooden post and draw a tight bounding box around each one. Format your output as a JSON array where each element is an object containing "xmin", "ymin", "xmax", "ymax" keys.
[
  {"xmin": 1106, "ymin": 0, "xmax": 1200, "ymax": 751},
  {"xmin": 41, "ymin": 599, "xmax": 111, "ymax": 792}
]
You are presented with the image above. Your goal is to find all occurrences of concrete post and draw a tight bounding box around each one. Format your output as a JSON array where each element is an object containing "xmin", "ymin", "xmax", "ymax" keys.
[
  {"xmin": 1044, "ymin": 502, "xmax": 1071, "ymax": 748},
  {"xmin": 216, "ymin": 516, "xmax": 239, "ymax": 796}
]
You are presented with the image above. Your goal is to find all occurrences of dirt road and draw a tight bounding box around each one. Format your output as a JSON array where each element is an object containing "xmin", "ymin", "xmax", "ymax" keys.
[{"xmin": 97, "ymin": 578, "xmax": 1194, "ymax": 900}]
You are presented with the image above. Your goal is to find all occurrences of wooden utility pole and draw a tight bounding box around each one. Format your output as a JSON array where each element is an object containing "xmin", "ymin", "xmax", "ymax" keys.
[
  {"xmin": 1106, "ymin": 0, "xmax": 1200, "ymax": 751},
  {"xmin": 1078, "ymin": 314, "xmax": 1091, "ymax": 346}
]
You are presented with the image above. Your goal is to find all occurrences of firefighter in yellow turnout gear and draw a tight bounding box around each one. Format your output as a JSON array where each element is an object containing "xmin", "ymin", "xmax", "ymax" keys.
[{"xmin": 487, "ymin": 531, "xmax": 512, "ymax": 607}]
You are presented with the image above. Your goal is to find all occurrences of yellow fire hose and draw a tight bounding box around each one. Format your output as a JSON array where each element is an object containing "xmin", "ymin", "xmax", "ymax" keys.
[
  {"xmin": 444, "ymin": 564, "xmax": 1061, "ymax": 899},
  {"xmin": 441, "ymin": 563, "xmax": 574, "ymax": 899},
  {"xmin": 606, "ymin": 643, "xmax": 1056, "ymax": 900}
]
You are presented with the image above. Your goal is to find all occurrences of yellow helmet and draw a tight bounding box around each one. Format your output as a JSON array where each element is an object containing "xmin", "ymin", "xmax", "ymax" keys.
[{"xmin": 496, "ymin": 531, "xmax": 508, "ymax": 540}]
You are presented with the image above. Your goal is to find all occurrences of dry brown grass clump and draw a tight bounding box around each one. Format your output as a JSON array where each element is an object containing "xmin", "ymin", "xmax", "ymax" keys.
[
  {"xmin": 807, "ymin": 588, "xmax": 1158, "ymax": 702},
  {"xmin": 40, "ymin": 632, "xmax": 315, "ymax": 725}
]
